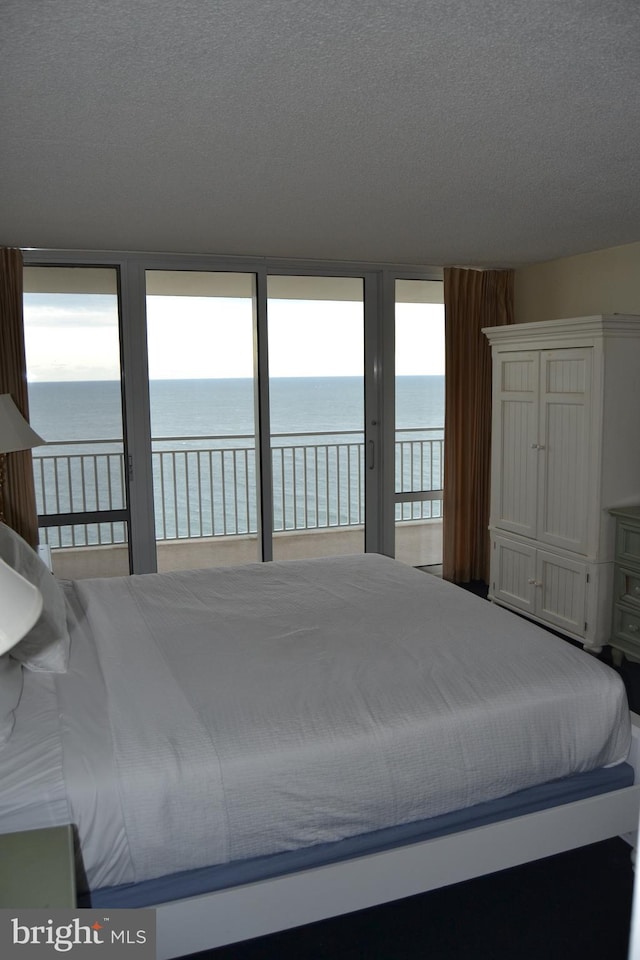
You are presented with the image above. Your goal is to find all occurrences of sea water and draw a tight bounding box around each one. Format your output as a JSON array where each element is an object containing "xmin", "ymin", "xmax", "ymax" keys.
[
  {"xmin": 27, "ymin": 377, "xmax": 444, "ymax": 539},
  {"xmin": 28, "ymin": 376, "xmax": 444, "ymax": 444}
]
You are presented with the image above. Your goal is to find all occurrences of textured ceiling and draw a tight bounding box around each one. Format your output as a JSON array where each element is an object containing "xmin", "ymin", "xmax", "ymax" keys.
[{"xmin": 2, "ymin": 0, "xmax": 640, "ymax": 267}]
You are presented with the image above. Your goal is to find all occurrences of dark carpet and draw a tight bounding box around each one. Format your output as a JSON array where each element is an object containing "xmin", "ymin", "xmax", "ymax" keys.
[
  {"xmin": 187, "ymin": 838, "xmax": 634, "ymax": 959},
  {"xmin": 183, "ymin": 577, "xmax": 639, "ymax": 960}
]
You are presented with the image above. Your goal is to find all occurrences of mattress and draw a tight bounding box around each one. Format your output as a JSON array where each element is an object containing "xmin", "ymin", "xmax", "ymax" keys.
[
  {"xmin": 0, "ymin": 553, "xmax": 631, "ymax": 894},
  {"xmin": 85, "ymin": 761, "xmax": 634, "ymax": 908}
]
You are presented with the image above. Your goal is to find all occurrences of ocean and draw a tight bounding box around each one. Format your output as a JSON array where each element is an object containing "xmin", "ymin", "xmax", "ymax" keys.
[
  {"xmin": 27, "ymin": 377, "xmax": 445, "ymax": 541},
  {"xmin": 28, "ymin": 376, "xmax": 445, "ymax": 445}
]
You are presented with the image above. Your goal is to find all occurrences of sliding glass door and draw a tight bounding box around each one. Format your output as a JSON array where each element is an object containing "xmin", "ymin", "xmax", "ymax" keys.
[
  {"xmin": 267, "ymin": 276, "xmax": 365, "ymax": 560},
  {"xmin": 23, "ymin": 266, "xmax": 130, "ymax": 578},
  {"xmin": 23, "ymin": 252, "xmax": 443, "ymax": 573},
  {"xmin": 145, "ymin": 271, "xmax": 259, "ymax": 571},
  {"xmin": 394, "ymin": 279, "xmax": 445, "ymax": 568}
]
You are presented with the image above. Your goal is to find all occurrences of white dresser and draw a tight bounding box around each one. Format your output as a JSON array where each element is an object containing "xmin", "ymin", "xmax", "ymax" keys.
[{"xmin": 483, "ymin": 315, "xmax": 640, "ymax": 652}]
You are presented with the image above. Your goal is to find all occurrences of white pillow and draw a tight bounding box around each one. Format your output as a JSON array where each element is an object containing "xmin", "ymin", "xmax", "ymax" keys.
[
  {"xmin": 0, "ymin": 523, "xmax": 70, "ymax": 673},
  {"xmin": 0, "ymin": 654, "xmax": 23, "ymax": 743}
]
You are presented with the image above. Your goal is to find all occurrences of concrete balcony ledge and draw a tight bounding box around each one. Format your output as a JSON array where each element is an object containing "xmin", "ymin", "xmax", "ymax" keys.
[{"xmin": 48, "ymin": 519, "xmax": 443, "ymax": 579}]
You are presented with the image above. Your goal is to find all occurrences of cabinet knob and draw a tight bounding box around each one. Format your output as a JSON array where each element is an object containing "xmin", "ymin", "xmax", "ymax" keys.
[
  {"xmin": 627, "ymin": 623, "xmax": 639, "ymax": 633},
  {"xmin": 527, "ymin": 578, "xmax": 542, "ymax": 587}
]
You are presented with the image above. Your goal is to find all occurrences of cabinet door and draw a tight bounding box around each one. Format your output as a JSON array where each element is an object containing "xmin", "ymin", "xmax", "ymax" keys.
[
  {"xmin": 536, "ymin": 550, "xmax": 587, "ymax": 636},
  {"xmin": 490, "ymin": 534, "xmax": 536, "ymax": 614},
  {"xmin": 491, "ymin": 352, "xmax": 539, "ymax": 538},
  {"xmin": 537, "ymin": 348, "xmax": 592, "ymax": 554}
]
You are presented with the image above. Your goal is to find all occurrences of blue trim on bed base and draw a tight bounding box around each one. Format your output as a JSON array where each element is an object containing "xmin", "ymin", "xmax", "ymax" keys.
[{"xmin": 82, "ymin": 762, "xmax": 634, "ymax": 909}]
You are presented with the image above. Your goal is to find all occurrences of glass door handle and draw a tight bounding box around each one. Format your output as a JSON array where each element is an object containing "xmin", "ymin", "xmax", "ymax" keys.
[{"xmin": 367, "ymin": 440, "xmax": 375, "ymax": 470}]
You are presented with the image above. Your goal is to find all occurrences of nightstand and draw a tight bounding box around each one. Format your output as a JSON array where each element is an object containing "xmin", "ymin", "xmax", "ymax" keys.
[
  {"xmin": 609, "ymin": 506, "xmax": 640, "ymax": 664},
  {"xmin": 0, "ymin": 825, "xmax": 76, "ymax": 908}
]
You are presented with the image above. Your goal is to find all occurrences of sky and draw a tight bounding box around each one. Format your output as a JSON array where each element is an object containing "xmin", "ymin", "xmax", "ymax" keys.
[{"xmin": 23, "ymin": 294, "xmax": 445, "ymax": 381}]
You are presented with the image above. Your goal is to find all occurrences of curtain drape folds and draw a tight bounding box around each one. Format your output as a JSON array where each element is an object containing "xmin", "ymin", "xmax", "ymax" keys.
[
  {"xmin": 0, "ymin": 247, "xmax": 39, "ymax": 547},
  {"xmin": 442, "ymin": 267, "xmax": 514, "ymax": 584}
]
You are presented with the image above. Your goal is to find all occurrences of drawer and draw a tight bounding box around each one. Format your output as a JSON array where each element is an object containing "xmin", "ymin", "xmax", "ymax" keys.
[
  {"xmin": 614, "ymin": 566, "xmax": 640, "ymax": 609},
  {"xmin": 613, "ymin": 604, "xmax": 640, "ymax": 646},
  {"xmin": 616, "ymin": 519, "xmax": 640, "ymax": 567}
]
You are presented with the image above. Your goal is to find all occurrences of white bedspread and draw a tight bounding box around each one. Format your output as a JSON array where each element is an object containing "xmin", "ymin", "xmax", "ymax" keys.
[{"xmin": 2, "ymin": 554, "xmax": 632, "ymax": 890}]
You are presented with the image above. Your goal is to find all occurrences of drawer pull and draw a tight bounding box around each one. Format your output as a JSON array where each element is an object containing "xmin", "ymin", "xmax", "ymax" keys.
[
  {"xmin": 634, "ymin": 585, "xmax": 640, "ymax": 595},
  {"xmin": 527, "ymin": 578, "xmax": 542, "ymax": 587},
  {"xmin": 627, "ymin": 623, "xmax": 640, "ymax": 633}
]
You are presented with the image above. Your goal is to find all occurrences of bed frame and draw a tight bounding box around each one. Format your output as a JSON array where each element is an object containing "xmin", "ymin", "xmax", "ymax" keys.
[{"xmin": 152, "ymin": 713, "xmax": 640, "ymax": 959}]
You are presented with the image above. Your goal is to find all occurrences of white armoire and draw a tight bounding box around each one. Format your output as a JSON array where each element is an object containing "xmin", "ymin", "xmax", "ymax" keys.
[{"xmin": 483, "ymin": 315, "xmax": 640, "ymax": 652}]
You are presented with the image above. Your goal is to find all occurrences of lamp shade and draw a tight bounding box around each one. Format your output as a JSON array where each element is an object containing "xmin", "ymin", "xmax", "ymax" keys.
[
  {"xmin": 0, "ymin": 558, "xmax": 43, "ymax": 656},
  {"xmin": 0, "ymin": 394, "xmax": 44, "ymax": 454}
]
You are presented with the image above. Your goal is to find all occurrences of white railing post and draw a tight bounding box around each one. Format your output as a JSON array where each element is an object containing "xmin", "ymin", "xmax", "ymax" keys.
[{"xmin": 33, "ymin": 429, "xmax": 443, "ymax": 550}]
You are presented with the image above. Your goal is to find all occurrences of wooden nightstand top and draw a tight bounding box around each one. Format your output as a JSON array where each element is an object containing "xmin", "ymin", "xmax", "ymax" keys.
[{"xmin": 0, "ymin": 825, "xmax": 76, "ymax": 908}]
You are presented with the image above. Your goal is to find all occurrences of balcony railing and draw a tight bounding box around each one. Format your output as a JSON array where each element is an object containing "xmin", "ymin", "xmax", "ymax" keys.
[{"xmin": 34, "ymin": 429, "xmax": 443, "ymax": 549}]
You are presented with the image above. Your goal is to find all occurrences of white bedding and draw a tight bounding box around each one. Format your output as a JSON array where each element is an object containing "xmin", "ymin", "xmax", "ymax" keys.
[{"xmin": 0, "ymin": 554, "xmax": 631, "ymax": 891}]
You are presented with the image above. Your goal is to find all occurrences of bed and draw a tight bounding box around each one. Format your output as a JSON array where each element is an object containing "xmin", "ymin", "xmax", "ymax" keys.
[{"xmin": 0, "ymin": 523, "xmax": 638, "ymax": 959}]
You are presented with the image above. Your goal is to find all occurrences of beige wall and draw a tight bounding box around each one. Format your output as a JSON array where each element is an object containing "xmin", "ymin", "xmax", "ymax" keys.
[{"xmin": 514, "ymin": 241, "xmax": 640, "ymax": 324}]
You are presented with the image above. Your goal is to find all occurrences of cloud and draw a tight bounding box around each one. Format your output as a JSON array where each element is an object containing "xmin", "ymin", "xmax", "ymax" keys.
[{"xmin": 24, "ymin": 294, "xmax": 117, "ymax": 328}]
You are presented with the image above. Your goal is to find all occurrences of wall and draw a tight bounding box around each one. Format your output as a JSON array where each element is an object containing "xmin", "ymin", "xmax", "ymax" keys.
[
  {"xmin": 514, "ymin": 241, "xmax": 640, "ymax": 323},
  {"xmin": 49, "ymin": 520, "xmax": 443, "ymax": 579}
]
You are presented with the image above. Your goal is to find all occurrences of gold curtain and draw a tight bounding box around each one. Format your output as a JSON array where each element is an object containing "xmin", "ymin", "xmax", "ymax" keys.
[
  {"xmin": 0, "ymin": 247, "xmax": 39, "ymax": 547},
  {"xmin": 442, "ymin": 267, "xmax": 514, "ymax": 583}
]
